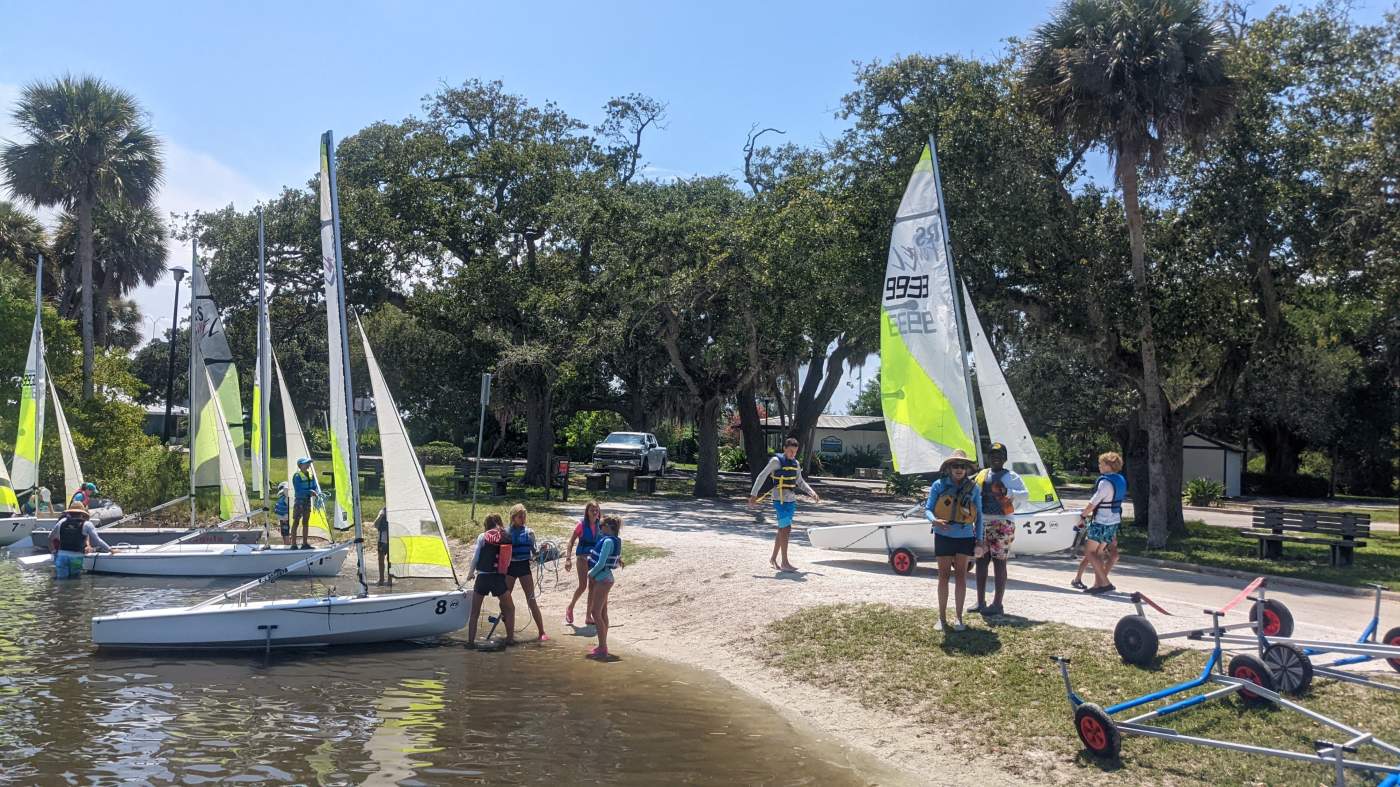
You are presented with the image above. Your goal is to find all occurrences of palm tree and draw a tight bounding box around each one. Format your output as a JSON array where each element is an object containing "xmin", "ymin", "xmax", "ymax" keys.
[
  {"xmin": 0, "ymin": 200, "xmax": 47, "ymax": 269},
  {"xmin": 1024, "ymin": 0, "xmax": 1235, "ymax": 547},
  {"xmin": 1, "ymin": 75, "xmax": 163, "ymax": 398},
  {"xmin": 53, "ymin": 200, "xmax": 167, "ymax": 347}
]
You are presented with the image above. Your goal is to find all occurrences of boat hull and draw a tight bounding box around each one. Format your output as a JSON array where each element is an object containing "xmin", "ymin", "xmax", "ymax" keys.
[
  {"xmin": 806, "ymin": 510, "xmax": 1080, "ymax": 558},
  {"xmin": 92, "ymin": 590, "xmax": 469, "ymax": 649},
  {"xmin": 0, "ymin": 516, "xmax": 38, "ymax": 547},
  {"xmin": 77, "ymin": 545, "xmax": 348, "ymax": 577},
  {"xmin": 28, "ymin": 527, "xmax": 264, "ymax": 552}
]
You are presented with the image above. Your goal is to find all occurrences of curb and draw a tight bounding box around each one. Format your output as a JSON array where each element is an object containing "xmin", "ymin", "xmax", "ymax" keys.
[{"xmin": 1109, "ymin": 553, "xmax": 1400, "ymax": 601}]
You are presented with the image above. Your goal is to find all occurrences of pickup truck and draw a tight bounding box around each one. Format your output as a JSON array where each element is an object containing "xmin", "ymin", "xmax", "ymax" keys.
[{"xmin": 591, "ymin": 432, "xmax": 668, "ymax": 475}]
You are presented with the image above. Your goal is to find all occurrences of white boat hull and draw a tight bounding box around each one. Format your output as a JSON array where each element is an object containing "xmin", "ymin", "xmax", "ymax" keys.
[
  {"xmin": 0, "ymin": 516, "xmax": 38, "ymax": 547},
  {"xmin": 28, "ymin": 527, "xmax": 264, "ymax": 552},
  {"xmin": 71, "ymin": 544, "xmax": 348, "ymax": 577},
  {"xmin": 806, "ymin": 510, "xmax": 1081, "ymax": 558},
  {"xmin": 93, "ymin": 589, "xmax": 469, "ymax": 649}
]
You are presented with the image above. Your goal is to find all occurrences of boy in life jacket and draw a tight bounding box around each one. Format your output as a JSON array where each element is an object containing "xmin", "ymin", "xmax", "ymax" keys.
[
  {"xmin": 1073, "ymin": 451, "xmax": 1127, "ymax": 595},
  {"xmin": 970, "ymin": 442, "xmax": 1028, "ymax": 617},
  {"xmin": 49, "ymin": 503, "xmax": 112, "ymax": 579},
  {"xmin": 465, "ymin": 513, "xmax": 515, "ymax": 649},
  {"xmin": 925, "ymin": 450, "xmax": 982, "ymax": 632},
  {"xmin": 586, "ymin": 515, "xmax": 624, "ymax": 660},
  {"xmin": 563, "ymin": 500, "xmax": 603, "ymax": 627},
  {"xmin": 274, "ymin": 482, "xmax": 292, "ymax": 545},
  {"xmin": 747, "ymin": 437, "xmax": 822, "ymax": 573}
]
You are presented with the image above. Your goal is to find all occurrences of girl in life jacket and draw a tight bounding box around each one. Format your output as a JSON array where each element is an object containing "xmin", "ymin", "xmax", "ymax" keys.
[
  {"xmin": 563, "ymin": 500, "xmax": 604, "ymax": 627},
  {"xmin": 505, "ymin": 504, "xmax": 548, "ymax": 642},
  {"xmin": 924, "ymin": 450, "xmax": 983, "ymax": 632},
  {"xmin": 465, "ymin": 514, "xmax": 515, "ymax": 649},
  {"xmin": 586, "ymin": 516, "xmax": 624, "ymax": 659}
]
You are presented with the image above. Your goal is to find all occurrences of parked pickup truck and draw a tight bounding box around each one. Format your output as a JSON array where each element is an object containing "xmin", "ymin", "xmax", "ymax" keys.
[{"xmin": 592, "ymin": 432, "xmax": 668, "ymax": 475}]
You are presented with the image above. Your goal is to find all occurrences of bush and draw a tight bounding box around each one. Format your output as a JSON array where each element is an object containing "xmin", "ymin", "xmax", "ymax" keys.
[
  {"xmin": 884, "ymin": 471, "xmax": 924, "ymax": 498},
  {"xmin": 719, "ymin": 444, "xmax": 748, "ymax": 472},
  {"xmin": 560, "ymin": 410, "xmax": 627, "ymax": 461},
  {"xmin": 417, "ymin": 440, "xmax": 465, "ymax": 466},
  {"xmin": 1184, "ymin": 477, "xmax": 1226, "ymax": 507},
  {"xmin": 1244, "ymin": 471, "xmax": 1330, "ymax": 499}
]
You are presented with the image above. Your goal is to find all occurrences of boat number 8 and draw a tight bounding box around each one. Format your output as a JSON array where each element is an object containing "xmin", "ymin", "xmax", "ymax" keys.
[
  {"xmin": 434, "ymin": 600, "xmax": 447, "ymax": 615},
  {"xmin": 1020, "ymin": 521, "xmax": 1048, "ymax": 535}
]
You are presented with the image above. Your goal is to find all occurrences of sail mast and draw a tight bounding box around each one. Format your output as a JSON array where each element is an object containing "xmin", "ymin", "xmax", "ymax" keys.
[
  {"xmin": 188, "ymin": 240, "xmax": 198, "ymax": 529},
  {"xmin": 254, "ymin": 207, "xmax": 271, "ymax": 510},
  {"xmin": 321, "ymin": 130, "xmax": 366, "ymax": 595},
  {"xmin": 33, "ymin": 256, "xmax": 43, "ymax": 489},
  {"xmin": 927, "ymin": 134, "xmax": 983, "ymax": 465}
]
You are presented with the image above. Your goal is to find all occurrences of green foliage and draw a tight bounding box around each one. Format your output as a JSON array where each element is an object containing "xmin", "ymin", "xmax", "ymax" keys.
[
  {"xmin": 847, "ymin": 374, "xmax": 881, "ymax": 417},
  {"xmin": 1183, "ymin": 476, "xmax": 1226, "ymax": 507},
  {"xmin": 560, "ymin": 410, "xmax": 627, "ymax": 460},
  {"xmin": 820, "ymin": 446, "xmax": 884, "ymax": 477},
  {"xmin": 884, "ymin": 471, "xmax": 923, "ymax": 498},
  {"xmin": 416, "ymin": 440, "xmax": 465, "ymax": 467},
  {"xmin": 718, "ymin": 444, "xmax": 748, "ymax": 472}
]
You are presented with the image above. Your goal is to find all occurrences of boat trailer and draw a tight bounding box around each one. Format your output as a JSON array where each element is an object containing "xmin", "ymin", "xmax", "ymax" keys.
[{"xmin": 1055, "ymin": 609, "xmax": 1400, "ymax": 786}]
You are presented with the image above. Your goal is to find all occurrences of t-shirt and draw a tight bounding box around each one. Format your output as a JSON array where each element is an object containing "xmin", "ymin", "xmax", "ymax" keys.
[{"xmin": 1087, "ymin": 478, "xmax": 1123, "ymax": 526}]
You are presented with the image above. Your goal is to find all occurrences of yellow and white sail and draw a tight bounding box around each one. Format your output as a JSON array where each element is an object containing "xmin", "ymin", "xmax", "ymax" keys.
[
  {"xmin": 880, "ymin": 143, "xmax": 978, "ymax": 473},
  {"xmin": 48, "ymin": 372, "xmax": 84, "ymax": 502},
  {"xmin": 207, "ymin": 368, "xmax": 249, "ymax": 520},
  {"xmin": 0, "ymin": 449, "xmax": 17, "ymax": 512},
  {"xmin": 189, "ymin": 259, "xmax": 243, "ymax": 487},
  {"xmin": 320, "ymin": 131, "xmax": 355, "ymax": 534},
  {"xmin": 358, "ymin": 321, "xmax": 455, "ymax": 579},
  {"xmin": 275, "ymin": 354, "xmax": 332, "ymax": 542},
  {"xmin": 13, "ymin": 290, "xmax": 45, "ymax": 495},
  {"xmin": 962, "ymin": 282, "xmax": 1060, "ymax": 506}
]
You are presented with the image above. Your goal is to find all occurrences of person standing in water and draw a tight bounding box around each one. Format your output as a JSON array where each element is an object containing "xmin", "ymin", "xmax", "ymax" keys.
[
  {"xmin": 1074, "ymin": 452, "xmax": 1127, "ymax": 594},
  {"xmin": 587, "ymin": 515, "xmax": 623, "ymax": 659},
  {"xmin": 290, "ymin": 458, "xmax": 321, "ymax": 550},
  {"xmin": 49, "ymin": 503, "xmax": 111, "ymax": 579},
  {"xmin": 563, "ymin": 500, "xmax": 603, "ymax": 626},
  {"xmin": 747, "ymin": 437, "xmax": 821, "ymax": 572},
  {"xmin": 925, "ymin": 450, "xmax": 982, "ymax": 631},
  {"xmin": 969, "ymin": 443, "xmax": 1027, "ymax": 617},
  {"xmin": 465, "ymin": 513, "xmax": 515, "ymax": 649},
  {"xmin": 505, "ymin": 504, "xmax": 548, "ymax": 642},
  {"xmin": 373, "ymin": 507, "xmax": 390, "ymax": 585}
]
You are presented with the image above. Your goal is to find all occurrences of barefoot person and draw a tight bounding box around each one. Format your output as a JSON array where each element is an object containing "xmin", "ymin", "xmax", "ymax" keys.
[
  {"xmin": 747, "ymin": 437, "xmax": 821, "ymax": 572},
  {"xmin": 465, "ymin": 514, "xmax": 515, "ymax": 649},
  {"xmin": 970, "ymin": 442, "xmax": 1028, "ymax": 617},
  {"xmin": 1077, "ymin": 452, "xmax": 1127, "ymax": 594},
  {"xmin": 563, "ymin": 501, "xmax": 603, "ymax": 626},
  {"xmin": 291, "ymin": 458, "xmax": 321, "ymax": 550},
  {"xmin": 586, "ymin": 515, "xmax": 623, "ymax": 659},
  {"xmin": 925, "ymin": 450, "xmax": 982, "ymax": 631},
  {"xmin": 505, "ymin": 504, "xmax": 548, "ymax": 642}
]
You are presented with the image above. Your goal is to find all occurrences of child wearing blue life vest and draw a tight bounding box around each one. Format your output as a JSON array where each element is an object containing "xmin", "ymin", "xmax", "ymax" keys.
[
  {"xmin": 274, "ymin": 482, "xmax": 292, "ymax": 545},
  {"xmin": 925, "ymin": 450, "xmax": 982, "ymax": 632},
  {"xmin": 505, "ymin": 503, "xmax": 548, "ymax": 642},
  {"xmin": 586, "ymin": 516, "xmax": 624, "ymax": 659},
  {"xmin": 563, "ymin": 500, "xmax": 603, "ymax": 626},
  {"xmin": 748, "ymin": 437, "xmax": 822, "ymax": 573},
  {"xmin": 1074, "ymin": 452, "xmax": 1127, "ymax": 595}
]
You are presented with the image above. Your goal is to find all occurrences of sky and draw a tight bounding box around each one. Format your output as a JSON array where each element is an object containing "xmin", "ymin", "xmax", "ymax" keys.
[{"xmin": 1, "ymin": 0, "xmax": 1390, "ymax": 413}]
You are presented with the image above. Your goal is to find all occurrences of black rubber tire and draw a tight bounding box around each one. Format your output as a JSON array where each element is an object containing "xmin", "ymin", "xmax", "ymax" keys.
[
  {"xmin": 1249, "ymin": 599, "xmax": 1295, "ymax": 638},
  {"xmin": 1228, "ymin": 652, "xmax": 1277, "ymax": 704},
  {"xmin": 889, "ymin": 548, "xmax": 917, "ymax": 576},
  {"xmin": 1262, "ymin": 643, "xmax": 1313, "ymax": 695},
  {"xmin": 1114, "ymin": 615, "xmax": 1160, "ymax": 666},
  {"xmin": 1074, "ymin": 703, "xmax": 1121, "ymax": 759},
  {"xmin": 1383, "ymin": 626, "xmax": 1400, "ymax": 674}
]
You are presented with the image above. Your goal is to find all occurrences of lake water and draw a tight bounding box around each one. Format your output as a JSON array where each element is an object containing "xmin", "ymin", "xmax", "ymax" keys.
[{"xmin": 0, "ymin": 550, "xmax": 891, "ymax": 785}]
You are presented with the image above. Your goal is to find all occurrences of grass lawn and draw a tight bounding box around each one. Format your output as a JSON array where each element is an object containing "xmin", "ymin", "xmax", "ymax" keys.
[
  {"xmin": 1117, "ymin": 520, "xmax": 1400, "ymax": 591},
  {"xmin": 764, "ymin": 603, "xmax": 1400, "ymax": 785}
]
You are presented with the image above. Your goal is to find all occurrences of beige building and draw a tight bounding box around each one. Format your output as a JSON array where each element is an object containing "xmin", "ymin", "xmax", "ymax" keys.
[{"xmin": 761, "ymin": 415, "xmax": 892, "ymax": 460}]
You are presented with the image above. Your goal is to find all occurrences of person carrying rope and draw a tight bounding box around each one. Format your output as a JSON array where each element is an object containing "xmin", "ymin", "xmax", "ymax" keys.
[{"xmin": 747, "ymin": 437, "xmax": 821, "ymax": 573}]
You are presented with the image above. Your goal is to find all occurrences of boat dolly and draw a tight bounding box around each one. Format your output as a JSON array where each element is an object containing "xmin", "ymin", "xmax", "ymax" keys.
[
  {"xmin": 1055, "ymin": 609, "xmax": 1400, "ymax": 786},
  {"xmin": 1112, "ymin": 576, "xmax": 1294, "ymax": 664}
]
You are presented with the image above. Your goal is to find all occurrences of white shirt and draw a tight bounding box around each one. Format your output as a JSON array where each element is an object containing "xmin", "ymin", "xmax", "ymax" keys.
[{"xmin": 1087, "ymin": 478, "xmax": 1122, "ymax": 525}]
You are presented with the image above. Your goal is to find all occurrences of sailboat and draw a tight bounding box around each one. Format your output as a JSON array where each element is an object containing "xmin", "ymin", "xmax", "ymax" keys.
[
  {"xmin": 806, "ymin": 139, "xmax": 1079, "ymax": 572},
  {"xmin": 90, "ymin": 131, "xmax": 466, "ymax": 648}
]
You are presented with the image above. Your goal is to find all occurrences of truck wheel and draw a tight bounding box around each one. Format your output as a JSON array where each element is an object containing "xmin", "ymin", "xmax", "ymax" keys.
[
  {"xmin": 1113, "ymin": 615, "xmax": 1159, "ymax": 666},
  {"xmin": 1248, "ymin": 599, "xmax": 1294, "ymax": 638},
  {"xmin": 889, "ymin": 548, "xmax": 917, "ymax": 576},
  {"xmin": 1074, "ymin": 704, "xmax": 1120, "ymax": 759},
  {"xmin": 1228, "ymin": 653, "xmax": 1276, "ymax": 704},
  {"xmin": 1263, "ymin": 643, "xmax": 1313, "ymax": 695}
]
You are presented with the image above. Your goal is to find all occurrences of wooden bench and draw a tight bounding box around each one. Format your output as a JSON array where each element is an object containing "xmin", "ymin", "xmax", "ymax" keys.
[
  {"xmin": 585, "ymin": 472, "xmax": 608, "ymax": 492},
  {"xmin": 454, "ymin": 460, "xmax": 513, "ymax": 498},
  {"xmin": 1239, "ymin": 507, "xmax": 1372, "ymax": 568},
  {"xmin": 636, "ymin": 475, "xmax": 657, "ymax": 495},
  {"xmin": 317, "ymin": 456, "xmax": 383, "ymax": 492}
]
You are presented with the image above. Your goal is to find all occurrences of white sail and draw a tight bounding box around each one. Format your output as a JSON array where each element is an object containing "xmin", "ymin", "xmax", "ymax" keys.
[
  {"xmin": 962, "ymin": 282, "xmax": 1061, "ymax": 507},
  {"xmin": 207, "ymin": 368, "xmax": 250, "ymax": 520},
  {"xmin": 880, "ymin": 142, "xmax": 978, "ymax": 473},
  {"xmin": 13, "ymin": 285, "xmax": 46, "ymax": 494},
  {"xmin": 190, "ymin": 259, "xmax": 243, "ymax": 484},
  {"xmin": 48, "ymin": 372, "xmax": 84, "ymax": 502},
  {"xmin": 274, "ymin": 354, "xmax": 332, "ymax": 542},
  {"xmin": 188, "ymin": 254, "xmax": 218, "ymax": 489},
  {"xmin": 0, "ymin": 447, "xmax": 17, "ymax": 513},
  {"xmin": 358, "ymin": 321, "xmax": 455, "ymax": 579}
]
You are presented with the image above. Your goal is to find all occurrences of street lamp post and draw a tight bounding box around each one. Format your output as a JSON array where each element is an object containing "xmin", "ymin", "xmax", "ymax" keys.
[{"xmin": 161, "ymin": 266, "xmax": 188, "ymax": 444}]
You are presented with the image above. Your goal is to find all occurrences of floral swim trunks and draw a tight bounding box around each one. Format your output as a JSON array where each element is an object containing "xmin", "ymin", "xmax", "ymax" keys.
[{"xmin": 975, "ymin": 517, "xmax": 1017, "ymax": 560}]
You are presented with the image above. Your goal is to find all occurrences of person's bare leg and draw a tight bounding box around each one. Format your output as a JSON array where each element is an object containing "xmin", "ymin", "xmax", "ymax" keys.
[
  {"xmin": 936, "ymin": 556, "xmax": 952, "ymax": 629},
  {"xmin": 974, "ymin": 554, "xmax": 990, "ymax": 608},
  {"xmin": 779, "ymin": 528, "xmax": 796, "ymax": 570},
  {"xmin": 953, "ymin": 554, "xmax": 969, "ymax": 624},
  {"xmin": 594, "ymin": 582, "xmax": 613, "ymax": 653},
  {"xmin": 769, "ymin": 528, "xmax": 781, "ymax": 570},
  {"xmin": 992, "ymin": 558, "xmax": 1008, "ymax": 608},
  {"xmin": 499, "ymin": 594, "xmax": 515, "ymax": 641},
  {"xmin": 520, "ymin": 574, "xmax": 546, "ymax": 639},
  {"xmin": 467, "ymin": 592, "xmax": 484, "ymax": 644},
  {"xmin": 1074, "ymin": 552, "xmax": 1091, "ymax": 584},
  {"xmin": 567, "ymin": 561, "xmax": 588, "ymax": 621},
  {"xmin": 1086, "ymin": 542, "xmax": 1109, "ymax": 587},
  {"xmin": 585, "ymin": 576, "xmax": 597, "ymax": 624},
  {"xmin": 1105, "ymin": 539, "xmax": 1120, "ymax": 575}
]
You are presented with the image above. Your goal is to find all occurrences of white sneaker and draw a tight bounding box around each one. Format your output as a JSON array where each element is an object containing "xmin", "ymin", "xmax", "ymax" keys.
[{"xmin": 952, "ymin": 621, "xmax": 967, "ymax": 632}]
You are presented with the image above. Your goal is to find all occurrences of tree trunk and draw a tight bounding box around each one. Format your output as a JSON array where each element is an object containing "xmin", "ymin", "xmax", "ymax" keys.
[
  {"xmin": 78, "ymin": 192, "xmax": 96, "ymax": 399},
  {"xmin": 693, "ymin": 396, "xmax": 721, "ymax": 497},
  {"xmin": 1119, "ymin": 159, "xmax": 1174, "ymax": 549},
  {"xmin": 95, "ymin": 265, "xmax": 116, "ymax": 348},
  {"xmin": 1259, "ymin": 424, "xmax": 1303, "ymax": 475},
  {"xmin": 736, "ymin": 385, "xmax": 770, "ymax": 478},
  {"xmin": 522, "ymin": 384, "xmax": 554, "ymax": 487},
  {"xmin": 1122, "ymin": 421, "xmax": 1150, "ymax": 524},
  {"xmin": 789, "ymin": 340, "xmax": 853, "ymax": 474}
]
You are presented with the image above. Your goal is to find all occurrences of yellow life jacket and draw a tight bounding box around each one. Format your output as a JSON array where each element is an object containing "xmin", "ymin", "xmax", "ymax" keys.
[
  {"xmin": 932, "ymin": 480, "xmax": 978, "ymax": 524},
  {"xmin": 974, "ymin": 468, "xmax": 1015, "ymax": 515}
]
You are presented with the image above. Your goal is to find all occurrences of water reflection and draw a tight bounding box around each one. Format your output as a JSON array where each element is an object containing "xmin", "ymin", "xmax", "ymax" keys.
[{"xmin": 0, "ymin": 552, "xmax": 886, "ymax": 785}]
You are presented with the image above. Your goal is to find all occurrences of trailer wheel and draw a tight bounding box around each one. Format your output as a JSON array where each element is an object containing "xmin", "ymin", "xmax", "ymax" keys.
[
  {"xmin": 889, "ymin": 548, "xmax": 917, "ymax": 576},
  {"xmin": 1263, "ymin": 643, "xmax": 1313, "ymax": 695},
  {"xmin": 1113, "ymin": 615, "xmax": 1159, "ymax": 665},
  {"xmin": 1383, "ymin": 626, "xmax": 1400, "ymax": 674},
  {"xmin": 1074, "ymin": 703, "xmax": 1120, "ymax": 759},
  {"xmin": 1248, "ymin": 599, "xmax": 1294, "ymax": 638},
  {"xmin": 1228, "ymin": 653, "xmax": 1277, "ymax": 704}
]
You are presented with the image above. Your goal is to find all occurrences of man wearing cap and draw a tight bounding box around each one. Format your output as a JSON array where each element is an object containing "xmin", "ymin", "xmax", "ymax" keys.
[
  {"xmin": 970, "ymin": 442, "xmax": 1028, "ymax": 617},
  {"xmin": 924, "ymin": 449, "xmax": 982, "ymax": 631},
  {"xmin": 290, "ymin": 458, "xmax": 322, "ymax": 550},
  {"xmin": 49, "ymin": 502, "xmax": 112, "ymax": 578}
]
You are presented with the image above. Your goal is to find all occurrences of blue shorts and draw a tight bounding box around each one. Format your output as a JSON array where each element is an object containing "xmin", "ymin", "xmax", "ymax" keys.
[
  {"xmin": 1086, "ymin": 522, "xmax": 1119, "ymax": 544},
  {"xmin": 773, "ymin": 501, "xmax": 796, "ymax": 529},
  {"xmin": 54, "ymin": 551, "xmax": 84, "ymax": 579}
]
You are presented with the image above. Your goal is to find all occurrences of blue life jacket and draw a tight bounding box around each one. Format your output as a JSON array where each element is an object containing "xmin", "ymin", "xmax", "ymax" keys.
[
  {"xmin": 292, "ymin": 471, "xmax": 319, "ymax": 501},
  {"xmin": 274, "ymin": 496, "xmax": 290, "ymax": 517},
  {"xmin": 588, "ymin": 534, "xmax": 622, "ymax": 570},
  {"xmin": 1098, "ymin": 473, "xmax": 1127, "ymax": 514},
  {"xmin": 771, "ymin": 454, "xmax": 799, "ymax": 492},
  {"xmin": 577, "ymin": 518, "xmax": 599, "ymax": 554},
  {"xmin": 510, "ymin": 526, "xmax": 534, "ymax": 562}
]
